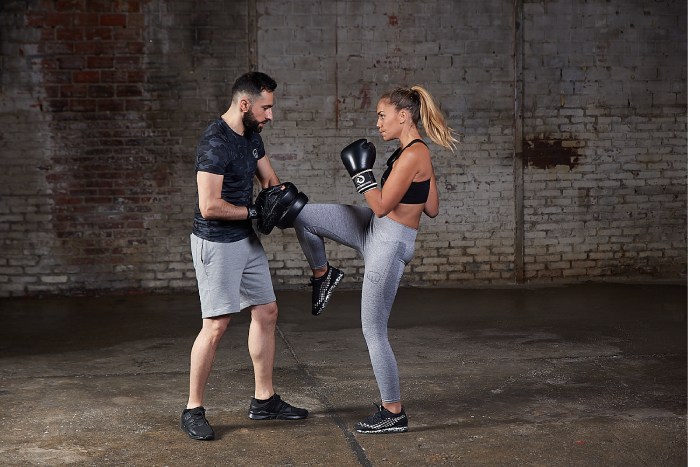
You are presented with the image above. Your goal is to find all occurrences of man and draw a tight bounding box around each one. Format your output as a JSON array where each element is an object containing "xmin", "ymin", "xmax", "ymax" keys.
[{"xmin": 182, "ymin": 72, "xmax": 308, "ymax": 441}]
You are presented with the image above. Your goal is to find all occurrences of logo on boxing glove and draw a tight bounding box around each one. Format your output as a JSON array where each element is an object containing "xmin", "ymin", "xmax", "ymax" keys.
[{"xmin": 341, "ymin": 139, "xmax": 378, "ymax": 194}]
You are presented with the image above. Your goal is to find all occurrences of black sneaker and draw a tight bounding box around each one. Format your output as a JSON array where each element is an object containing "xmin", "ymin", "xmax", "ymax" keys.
[
  {"xmin": 181, "ymin": 406, "xmax": 215, "ymax": 441},
  {"xmin": 310, "ymin": 264, "xmax": 344, "ymax": 316},
  {"xmin": 248, "ymin": 394, "xmax": 309, "ymax": 420},
  {"xmin": 354, "ymin": 404, "xmax": 409, "ymax": 434}
]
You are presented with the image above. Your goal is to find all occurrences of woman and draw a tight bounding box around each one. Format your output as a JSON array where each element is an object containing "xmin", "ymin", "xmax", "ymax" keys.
[{"xmin": 294, "ymin": 85, "xmax": 457, "ymax": 434}]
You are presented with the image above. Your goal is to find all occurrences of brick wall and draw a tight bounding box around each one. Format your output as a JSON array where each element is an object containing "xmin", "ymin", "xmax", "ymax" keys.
[
  {"xmin": 0, "ymin": 0, "xmax": 687, "ymax": 297},
  {"xmin": 520, "ymin": 1, "xmax": 687, "ymax": 281}
]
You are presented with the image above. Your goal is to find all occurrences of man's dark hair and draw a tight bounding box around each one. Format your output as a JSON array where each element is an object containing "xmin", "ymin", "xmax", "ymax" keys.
[{"xmin": 231, "ymin": 72, "xmax": 277, "ymax": 99}]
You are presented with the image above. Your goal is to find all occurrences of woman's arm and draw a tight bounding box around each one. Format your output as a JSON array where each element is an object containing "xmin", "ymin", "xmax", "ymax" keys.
[
  {"xmin": 423, "ymin": 171, "xmax": 439, "ymax": 218},
  {"xmin": 363, "ymin": 149, "xmax": 422, "ymax": 217}
]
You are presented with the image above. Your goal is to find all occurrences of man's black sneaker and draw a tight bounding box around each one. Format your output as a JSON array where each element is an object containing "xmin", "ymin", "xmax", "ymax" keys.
[
  {"xmin": 248, "ymin": 394, "xmax": 309, "ymax": 420},
  {"xmin": 181, "ymin": 406, "xmax": 215, "ymax": 441},
  {"xmin": 355, "ymin": 404, "xmax": 409, "ymax": 434},
  {"xmin": 310, "ymin": 264, "xmax": 344, "ymax": 316}
]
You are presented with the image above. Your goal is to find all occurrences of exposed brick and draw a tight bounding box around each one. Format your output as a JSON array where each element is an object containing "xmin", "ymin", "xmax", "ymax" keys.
[
  {"xmin": 116, "ymin": 85, "xmax": 143, "ymax": 98},
  {"xmin": 84, "ymin": 27, "xmax": 112, "ymax": 40},
  {"xmin": 96, "ymin": 99, "xmax": 125, "ymax": 112},
  {"xmin": 60, "ymin": 84, "xmax": 87, "ymax": 98},
  {"xmin": 86, "ymin": 56, "xmax": 114, "ymax": 69},
  {"xmin": 56, "ymin": 0, "xmax": 85, "ymax": 12},
  {"xmin": 99, "ymin": 14, "xmax": 126, "ymax": 27},
  {"xmin": 73, "ymin": 70, "xmax": 100, "ymax": 83},
  {"xmin": 87, "ymin": 84, "xmax": 114, "ymax": 98},
  {"xmin": 0, "ymin": 0, "xmax": 687, "ymax": 297},
  {"xmin": 56, "ymin": 27, "xmax": 85, "ymax": 41}
]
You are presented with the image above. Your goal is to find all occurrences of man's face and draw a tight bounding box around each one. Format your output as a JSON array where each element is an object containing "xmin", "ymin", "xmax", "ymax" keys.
[{"xmin": 242, "ymin": 90, "xmax": 274, "ymax": 133}]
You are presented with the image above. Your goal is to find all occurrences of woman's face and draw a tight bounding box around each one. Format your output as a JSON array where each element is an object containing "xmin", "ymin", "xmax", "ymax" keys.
[{"xmin": 376, "ymin": 99, "xmax": 401, "ymax": 141}]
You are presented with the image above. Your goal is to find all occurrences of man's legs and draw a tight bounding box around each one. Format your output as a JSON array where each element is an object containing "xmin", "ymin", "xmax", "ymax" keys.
[
  {"xmin": 246, "ymin": 301, "xmax": 309, "ymax": 420},
  {"xmin": 182, "ymin": 314, "xmax": 231, "ymax": 441},
  {"xmin": 186, "ymin": 300, "xmax": 277, "ymax": 406},
  {"xmin": 248, "ymin": 301, "xmax": 278, "ymax": 400},
  {"xmin": 183, "ymin": 234, "xmax": 306, "ymax": 439},
  {"xmin": 187, "ymin": 314, "xmax": 232, "ymax": 409}
]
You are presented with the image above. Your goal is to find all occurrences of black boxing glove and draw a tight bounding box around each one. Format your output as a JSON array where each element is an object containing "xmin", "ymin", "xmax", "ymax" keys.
[{"xmin": 340, "ymin": 138, "xmax": 377, "ymax": 194}]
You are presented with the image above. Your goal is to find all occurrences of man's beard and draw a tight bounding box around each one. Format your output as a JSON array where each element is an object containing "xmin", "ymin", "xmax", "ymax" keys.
[{"xmin": 243, "ymin": 110, "xmax": 265, "ymax": 134}]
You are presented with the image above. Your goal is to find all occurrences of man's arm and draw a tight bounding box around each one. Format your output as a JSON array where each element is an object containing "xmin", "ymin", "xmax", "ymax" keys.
[
  {"xmin": 255, "ymin": 156, "xmax": 281, "ymax": 189},
  {"xmin": 197, "ymin": 171, "xmax": 251, "ymax": 220}
]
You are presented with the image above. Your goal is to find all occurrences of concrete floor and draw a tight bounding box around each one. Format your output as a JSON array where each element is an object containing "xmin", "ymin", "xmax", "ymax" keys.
[{"xmin": 0, "ymin": 283, "xmax": 687, "ymax": 466}]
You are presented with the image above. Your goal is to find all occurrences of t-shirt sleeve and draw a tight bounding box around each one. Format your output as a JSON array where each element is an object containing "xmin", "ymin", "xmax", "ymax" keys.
[
  {"xmin": 251, "ymin": 132, "xmax": 266, "ymax": 160},
  {"xmin": 195, "ymin": 135, "xmax": 228, "ymax": 175}
]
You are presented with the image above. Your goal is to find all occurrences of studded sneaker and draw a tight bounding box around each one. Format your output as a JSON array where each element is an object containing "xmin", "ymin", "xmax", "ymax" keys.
[
  {"xmin": 181, "ymin": 406, "xmax": 215, "ymax": 441},
  {"xmin": 248, "ymin": 394, "xmax": 309, "ymax": 420},
  {"xmin": 310, "ymin": 264, "xmax": 344, "ymax": 316},
  {"xmin": 354, "ymin": 404, "xmax": 409, "ymax": 434}
]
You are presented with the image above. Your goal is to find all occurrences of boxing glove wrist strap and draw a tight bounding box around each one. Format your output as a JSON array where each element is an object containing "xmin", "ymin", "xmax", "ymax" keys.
[
  {"xmin": 351, "ymin": 169, "xmax": 378, "ymax": 194},
  {"xmin": 247, "ymin": 205, "xmax": 260, "ymax": 219}
]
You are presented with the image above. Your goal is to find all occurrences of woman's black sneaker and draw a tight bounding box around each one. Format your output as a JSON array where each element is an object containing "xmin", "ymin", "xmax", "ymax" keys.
[
  {"xmin": 248, "ymin": 394, "xmax": 309, "ymax": 420},
  {"xmin": 355, "ymin": 404, "xmax": 409, "ymax": 434},
  {"xmin": 181, "ymin": 406, "xmax": 215, "ymax": 441},
  {"xmin": 310, "ymin": 264, "xmax": 344, "ymax": 315}
]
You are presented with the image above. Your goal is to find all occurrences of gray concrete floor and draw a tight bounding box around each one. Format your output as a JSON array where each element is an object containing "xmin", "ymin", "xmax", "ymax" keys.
[{"xmin": 0, "ymin": 283, "xmax": 687, "ymax": 466}]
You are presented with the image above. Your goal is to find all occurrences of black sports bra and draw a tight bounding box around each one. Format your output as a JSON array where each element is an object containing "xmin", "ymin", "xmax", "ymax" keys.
[{"xmin": 380, "ymin": 139, "xmax": 430, "ymax": 204}]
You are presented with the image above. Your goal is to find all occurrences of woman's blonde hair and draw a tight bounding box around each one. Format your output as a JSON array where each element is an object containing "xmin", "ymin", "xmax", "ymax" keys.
[{"xmin": 380, "ymin": 85, "xmax": 458, "ymax": 152}]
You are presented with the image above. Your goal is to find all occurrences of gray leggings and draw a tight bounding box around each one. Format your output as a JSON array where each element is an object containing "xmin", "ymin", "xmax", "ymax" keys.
[{"xmin": 294, "ymin": 204, "xmax": 417, "ymax": 403}]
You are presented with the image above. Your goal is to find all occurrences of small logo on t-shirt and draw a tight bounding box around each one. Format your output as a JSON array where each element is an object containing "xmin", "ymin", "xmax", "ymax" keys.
[{"xmin": 253, "ymin": 148, "xmax": 259, "ymax": 158}]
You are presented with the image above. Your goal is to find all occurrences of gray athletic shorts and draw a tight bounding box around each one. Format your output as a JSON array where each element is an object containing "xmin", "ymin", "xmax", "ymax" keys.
[{"xmin": 190, "ymin": 233, "xmax": 276, "ymax": 318}]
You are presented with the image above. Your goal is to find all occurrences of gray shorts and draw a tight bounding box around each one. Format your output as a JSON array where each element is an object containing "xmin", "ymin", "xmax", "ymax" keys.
[{"xmin": 190, "ymin": 233, "xmax": 276, "ymax": 318}]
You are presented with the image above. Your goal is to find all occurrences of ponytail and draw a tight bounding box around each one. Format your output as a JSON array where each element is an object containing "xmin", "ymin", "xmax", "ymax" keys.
[
  {"xmin": 381, "ymin": 85, "xmax": 458, "ymax": 152},
  {"xmin": 410, "ymin": 85, "xmax": 458, "ymax": 152}
]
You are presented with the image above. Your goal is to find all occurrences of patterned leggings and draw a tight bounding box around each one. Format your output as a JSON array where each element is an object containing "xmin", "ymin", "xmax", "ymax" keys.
[{"xmin": 294, "ymin": 204, "xmax": 417, "ymax": 403}]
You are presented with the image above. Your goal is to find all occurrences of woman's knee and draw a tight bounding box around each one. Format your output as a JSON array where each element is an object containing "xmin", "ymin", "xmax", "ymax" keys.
[
  {"xmin": 293, "ymin": 204, "xmax": 316, "ymax": 231},
  {"xmin": 362, "ymin": 320, "xmax": 388, "ymax": 343}
]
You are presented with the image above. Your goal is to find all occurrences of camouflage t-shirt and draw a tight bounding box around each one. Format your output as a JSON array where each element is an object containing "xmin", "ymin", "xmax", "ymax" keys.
[{"xmin": 192, "ymin": 119, "xmax": 265, "ymax": 243}]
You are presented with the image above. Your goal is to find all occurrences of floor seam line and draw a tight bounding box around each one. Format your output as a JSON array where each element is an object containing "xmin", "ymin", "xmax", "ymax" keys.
[{"xmin": 276, "ymin": 324, "xmax": 371, "ymax": 467}]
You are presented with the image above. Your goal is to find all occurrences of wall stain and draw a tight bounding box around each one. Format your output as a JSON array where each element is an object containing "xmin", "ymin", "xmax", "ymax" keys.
[
  {"xmin": 524, "ymin": 137, "xmax": 580, "ymax": 170},
  {"xmin": 359, "ymin": 82, "xmax": 372, "ymax": 110}
]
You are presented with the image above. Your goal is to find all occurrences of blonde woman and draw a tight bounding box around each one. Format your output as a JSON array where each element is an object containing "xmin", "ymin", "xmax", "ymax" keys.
[{"xmin": 293, "ymin": 85, "xmax": 457, "ymax": 434}]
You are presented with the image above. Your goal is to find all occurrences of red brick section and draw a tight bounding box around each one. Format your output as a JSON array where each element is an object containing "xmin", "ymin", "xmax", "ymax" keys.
[
  {"xmin": 27, "ymin": 2, "xmax": 143, "ymax": 113},
  {"xmin": 27, "ymin": 1, "xmax": 154, "ymax": 272}
]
